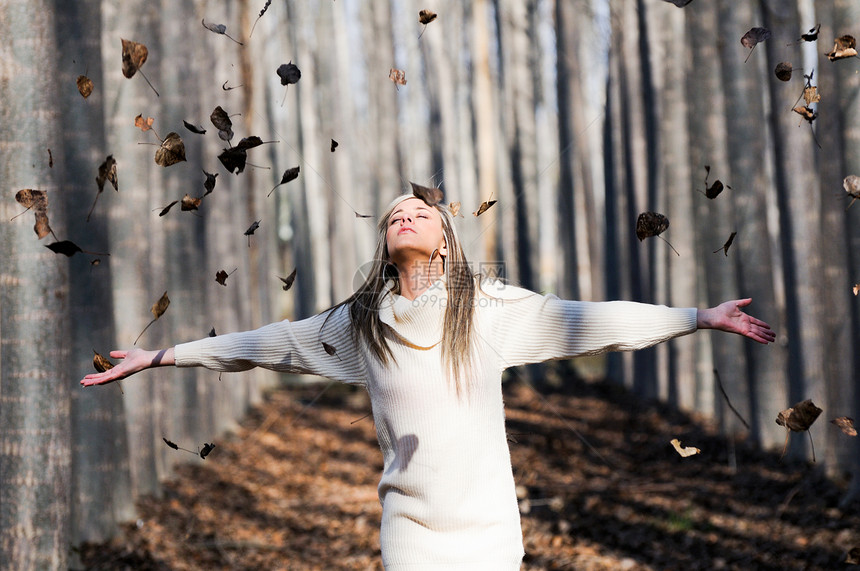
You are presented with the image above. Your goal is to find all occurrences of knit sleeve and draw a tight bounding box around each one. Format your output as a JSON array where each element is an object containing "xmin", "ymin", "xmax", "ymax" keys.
[
  {"xmin": 479, "ymin": 282, "xmax": 698, "ymax": 369},
  {"xmin": 173, "ymin": 304, "xmax": 366, "ymax": 385}
]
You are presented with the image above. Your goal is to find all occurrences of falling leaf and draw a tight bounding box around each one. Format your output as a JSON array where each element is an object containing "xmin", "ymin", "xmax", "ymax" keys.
[
  {"xmin": 183, "ymin": 120, "xmax": 206, "ymax": 135},
  {"xmin": 134, "ymin": 114, "xmax": 154, "ymax": 132},
  {"xmin": 162, "ymin": 437, "xmax": 179, "ymax": 450},
  {"xmin": 825, "ymin": 35, "xmax": 858, "ymax": 61},
  {"xmin": 279, "ymin": 268, "xmax": 297, "ymax": 291},
  {"xmin": 774, "ymin": 62, "xmax": 793, "ymax": 82},
  {"xmin": 77, "ymin": 75, "xmax": 94, "ymax": 98},
  {"xmin": 776, "ymin": 399, "xmax": 822, "ymax": 432},
  {"xmin": 848, "ymin": 547, "xmax": 860, "ymax": 565},
  {"xmin": 96, "ymin": 155, "xmax": 118, "ymax": 192},
  {"xmin": 215, "ymin": 268, "xmax": 236, "ymax": 286},
  {"xmin": 322, "ymin": 342, "xmax": 338, "ymax": 357},
  {"xmin": 473, "ymin": 197, "xmax": 498, "ymax": 217},
  {"xmin": 741, "ymin": 27, "xmax": 771, "ymax": 62},
  {"xmin": 244, "ymin": 220, "xmax": 261, "ymax": 247},
  {"xmin": 268, "ymin": 166, "xmax": 300, "ymax": 197},
  {"xmin": 330, "ymin": 139, "xmax": 338, "ymax": 152},
  {"xmin": 803, "ymin": 85, "xmax": 821, "ymax": 106},
  {"xmin": 208, "ymin": 327, "xmax": 217, "ymax": 337},
  {"xmin": 13, "ymin": 189, "xmax": 52, "ymax": 239},
  {"xmin": 800, "ymin": 24, "xmax": 820, "ymax": 43},
  {"xmin": 670, "ymin": 438, "xmax": 701, "ymax": 457},
  {"xmin": 203, "ymin": 170, "xmax": 218, "ymax": 195},
  {"xmin": 222, "ymin": 80, "xmax": 243, "ymax": 91},
  {"xmin": 92, "ymin": 350, "xmax": 114, "ymax": 373},
  {"xmin": 713, "ymin": 232, "xmax": 737, "ymax": 256},
  {"xmin": 181, "ymin": 194, "xmax": 202, "ymax": 211},
  {"xmin": 154, "ymin": 132, "xmax": 186, "ymax": 167},
  {"xmin": 157, "ymin": 200, "xmax": 179, "ymax": 216},
  {"xmin": 389, "ymin": 68, "xmax": 407, "ymax": 88},
  {"xmin": 636, "ymin": 211, "xmax": 679, "ymax": 256},
  {"xmin": 776, "ymin": 399, "xmax": 823, "ymax": 461},
  {"xmin": 354, "ymin": 211, "xmax": 373, "ymax": 218},
  {"xmin": 277, "ymin": 62, "xmax": 301, "ymax": 85},
  {"xmin": 201, "ymin": 19, "xmax": 243, "ymax": 45},
  {"xmin": 120, "ymin": 38, "xmax": 158, "ymax": 96},
  {"xmin": 45, "ymin": 240, "xmax": 83, "ymax": 257},
  {"xmin": 664, "ymin": 0, "xmax": 693, "ymax": 5},
  {"xmin": 844, "ymin": 175, "xmax": 860, "ymax": 209},
  {"xmin": 831, "ymin": 417, "xmax": 857, "ymax": 437},
  {"xmin": 120, "ymin": 38, "xmax": 148, "ymax": 79},
  {"xmin": 410, "ymin": 181, "xmax": 443, "ymax": 206},
  {"xmin": 219, "ymin": 147, "xmax": 247, "ymax": 174},
  {"xmin": 448, "ymin": 202, "xmax": 462, "ymax": 217},
  {"xmin": 134, "ymin": 291, "xmax": 170, "ymax": 345},
  {"xmin": 418, "ymin": 9, "xmax": 437, "ymax": 25},
  {"xmin": 792, "ymin": 105, "xmax": 817, "ymax": 124},
  {"xmin": 697, "ymin": 167, "xmax": 730, "ymax": 199},
  {"xmin": 200, "ymin": 442, "xmax": 216, "ymax": 459},
  {"xmin": 854, "ymin": 283, "xmax": 860, "ymax": 296},
  {"xmin": 48, "ymin": 148, "xmax": 53, "ymax": 168},
  {"xmin": 210, "ymin": 106, "xmax": 234, "ymax": 141},
  {"xmin": 250, "ymin": 0, "xmax": 272, "ymax": 38}
]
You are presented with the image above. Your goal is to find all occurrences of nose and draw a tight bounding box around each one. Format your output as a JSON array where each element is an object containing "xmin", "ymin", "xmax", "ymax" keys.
[{"xmin": 400, "ymin": 214, "xmax": 413, "ymax": 224}]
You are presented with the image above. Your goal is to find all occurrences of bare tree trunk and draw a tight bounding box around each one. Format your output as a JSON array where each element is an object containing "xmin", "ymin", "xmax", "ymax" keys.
[
  {"xmin": 816, "ymin": 0, "xmax": 860, "ymax": 490},
  {"xmin": 716, "ymin": 0, "xmax": 787, "ymax": 449},
  {"xmin": 685, "ymin": 2, "xmax": 747, "ymax": 427},
  {"xmin": 0, "ymin": 1, "xmax": 71, "ymax": 567},
  {"xmin": 55, "ymin": 0, "xmax": 135, "ymax": 544},
  {"xmin": 760, "ymin": 0, "xmax": 826, "ymax": 460}
]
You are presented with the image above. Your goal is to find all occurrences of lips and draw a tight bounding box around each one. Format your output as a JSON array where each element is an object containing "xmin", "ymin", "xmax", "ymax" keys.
[{"xmin": 398, "ymin": 227, "xmax": 416, "ymax": 235}]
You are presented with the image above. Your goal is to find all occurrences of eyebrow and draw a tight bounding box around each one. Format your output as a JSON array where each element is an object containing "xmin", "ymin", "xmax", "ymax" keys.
[{"xmin": 391, "ymin": 205, "xmax": 432, "ymax": 217}]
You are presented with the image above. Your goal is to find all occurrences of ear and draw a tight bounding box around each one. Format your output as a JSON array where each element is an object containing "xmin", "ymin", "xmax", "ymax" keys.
[{"xmin": 438, "ymin": 238, "xmax": 448, "ymax": 258}]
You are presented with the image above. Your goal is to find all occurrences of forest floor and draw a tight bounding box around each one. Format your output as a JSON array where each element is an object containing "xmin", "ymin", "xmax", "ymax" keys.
[{"xmin": 77, "ymin": 368, "xmax": 860, "ymax": 571}]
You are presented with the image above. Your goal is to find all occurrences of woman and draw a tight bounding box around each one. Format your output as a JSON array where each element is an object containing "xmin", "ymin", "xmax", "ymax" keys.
[{"xmin": 81, "ymin": 193, "xmax": 774, "ymax": 569}]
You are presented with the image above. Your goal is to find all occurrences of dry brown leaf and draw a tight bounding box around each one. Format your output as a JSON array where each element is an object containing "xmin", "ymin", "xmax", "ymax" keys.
[
  {"xmin": 77, "ymin": 75, "xmax": 94, "ymax": 98},
  {"xmin": 831, "ymin": 417, "xmax": 857, "ymax": 437},
  {"xmin": 14, "ymin": 189, "xmax": 52, "ymax": 239},
  {"xmin": 121, "ymin": 38, "xmax": 148, "ymax": 78},
  {"xmin": 134, "ymin": 114, "xmax": 154, "ymax": 132},
  {"xmin": 154, "ymin": 132, "xmax": 186, "ymax": 167},
  {"xmin": 776, "ymin": 399, "xmax": 822, "ymax": 432},
  {"xmin": 670, "ymin": 438, "xmax": 701, "ymax": 457},
  {"xmin": 134, "ymin": 291, "xmax": 170, "ymax": 345},
  {"xmin": 826, "ymin": 35, "xmax": 858, "ymax": 61},
  {"xmin": 410, "ymin": 181, "xmax": 443, "ymax": 206},
  {"xmin": 389, "ymin": 68, "xmax": 407, "ymax": 87},
  {"xmin": 774, "ymin": 62, "xmax": 793, "ymax": 82},
  {"xmin": 279, "ymin": 268, "xmax": 297, "ymax": 291},
  {"xmin": 92, "ymin": 350, "xmax": 114, "ymax": 373}
]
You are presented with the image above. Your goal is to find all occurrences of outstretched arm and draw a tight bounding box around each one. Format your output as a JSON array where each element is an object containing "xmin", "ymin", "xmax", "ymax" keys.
[
  {"xmin": 80, "ymin": 348, "xmax": 175, "ymax": 387},
  {"xmin": 696, "ymin": 298, "xmax": 775, "ymax": 344}
]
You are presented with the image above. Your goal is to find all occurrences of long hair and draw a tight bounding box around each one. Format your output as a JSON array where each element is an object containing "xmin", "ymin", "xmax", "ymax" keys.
[{"xmin": 333, "ymin": 193, "xmax": 477, "ymax": 393}]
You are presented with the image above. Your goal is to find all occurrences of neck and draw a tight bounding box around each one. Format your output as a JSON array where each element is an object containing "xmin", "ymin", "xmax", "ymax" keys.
[{"xmin": 394, "ymin": 256, "xmax": 445, "ymax": 300}]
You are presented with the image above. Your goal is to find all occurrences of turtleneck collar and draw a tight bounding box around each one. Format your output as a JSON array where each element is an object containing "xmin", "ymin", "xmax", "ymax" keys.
[{"xmin": 378, "ymin": 274, "xmax": 447, "ymax": 349}]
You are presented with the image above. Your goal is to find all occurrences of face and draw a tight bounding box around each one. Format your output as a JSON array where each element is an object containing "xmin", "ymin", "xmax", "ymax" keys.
[{"xmin": 385, "ymin": 197, "xmax": 448, "ymax": 266}]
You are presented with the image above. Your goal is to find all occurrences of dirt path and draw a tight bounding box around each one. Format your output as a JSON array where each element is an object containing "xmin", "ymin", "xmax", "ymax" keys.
[{"xmin": 78, "ymin": 374, "xmax": 860, "ymax": 570}]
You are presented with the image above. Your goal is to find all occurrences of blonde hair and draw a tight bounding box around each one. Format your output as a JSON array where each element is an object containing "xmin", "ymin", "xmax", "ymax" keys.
[{"xmin": 331, "ymin": 193, "xmax": 477, "ymax": 394}]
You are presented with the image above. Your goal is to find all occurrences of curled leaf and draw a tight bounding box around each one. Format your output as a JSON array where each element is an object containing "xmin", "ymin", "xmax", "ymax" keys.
[
  {"xmin": 203, "ymin": 170, "xmax": 218, "ymax": 195},
  {"xmin": 183, "ymin": 120, "xmax": 206, "ymax": 135},
  {"xmin": 134, "ymin": 291, "xmax": 169, "ymax": 345},
  {"xmin": 448, "ymin": 202, "xmax": 462, "ymax": 217},
  {"xmin": 776, "ymin": 399, "xmax": 822, "ymax": 432},
  {"xmin": 215, "ymin": 268, "xmax": 236, "ymax": 286},
  {"xmin": 741, "ymin": 27, "xmax": 771, "ymax": 62},
  {"xmin": 200, "ymin": 442, "xmax": 216, "ymax": 459},
  {"xmin": 826, "ymin": 35, "xmax": 858, "ymax": 61},
  {"xmin": 155, "ymin": 132, "xmax": 186, "ymax": 167},
  {"xmin": 162, "ymin": 437, "xmax": 179, "ymax": 450},
  {"xmin": 792, "ymin": 105, "xmax": 817, "ymax": 124},
  {"xmin": 268, "ymin": 166, "xmax": 301, "ymax": 197},
  {"xmin": 157, "ymin": 200, "xmax": 179, "ymax": 216},
  {"xmin": 330, "ymin": 139, "xmax": 338, "ymax": 152},
  {"xmin": 202, "ymin": 19, "xmax": 243, "ymax": 45},
  {"xmin": 410, "ymin": 181, "xmax": 443, "ymax": 206},
  {"xmin": 831, "ymin": 417, "xmax": 857, "ymax": 437},
  {"xmin": 473, "ymin": 197, "xmax": 498, "ymax": 217},
  {"xmin": 210, "ymin": 106, "xmax": 234, "ymax": 141},
  {"xmin": 218, "ymin": 147, "xmax": 247, "ymax": 174},
  {"xmin": 181, "ymin": 194, "xmax": 202, "ymax": 211},
  {"xmin": 389, "ymin": 68, "xmax": 407, "ymax": 87},
  {"xmin": 670, "ymin": 438, "xmax": 701, "ymax": 457},
  {"xmin": 14, "ymin": 189, "xmax": 52, "ymax": 239},
  {"xmin": 713, "ymin": 232, "xmax": 737, "ymax": 256},
  {"xmin": 92, "ymin": 350, "xmax": 114, "ymax": 373},
  {"xmin": 120, "ymin": 38, "xmax": 148, "ymax": 79},
  {"xmin": 77, "ymin": 75, "xmax": 94, "ymax": 98},
  {"xmin": 418, "ymin": 9, "xmax": 437, "ymax": 25},
  {"xmin": 845, "ymin": 175, "xmax": 860, "ymax": 209},
  {"xmin": 46, "ymin": 240, "xmax": 83, "ymax": 257},
  {"xmin": 279, "ymin": 268, "xmax": 297, "ymax": 291}
]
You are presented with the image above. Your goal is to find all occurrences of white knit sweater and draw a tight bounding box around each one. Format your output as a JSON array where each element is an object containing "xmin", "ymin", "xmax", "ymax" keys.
[{"xmin": 174, "ymin": 278, "xmax": 698, "ymax": 569}]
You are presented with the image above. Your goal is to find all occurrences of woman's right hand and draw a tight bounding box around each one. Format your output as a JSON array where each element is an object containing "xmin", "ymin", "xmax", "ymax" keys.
[{"xmin": 80, "ymin": 347, "xmax": 175, "ymax": 387}]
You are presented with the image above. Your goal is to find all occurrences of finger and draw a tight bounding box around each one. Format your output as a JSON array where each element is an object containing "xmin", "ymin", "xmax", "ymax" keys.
[
  {"xmin": 109, "ymin": 350, "xmax": 129, "ymax": 359},
  {"xmin": 734, "ymin": 298, "xmax": 753, "ymax": 308}
]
